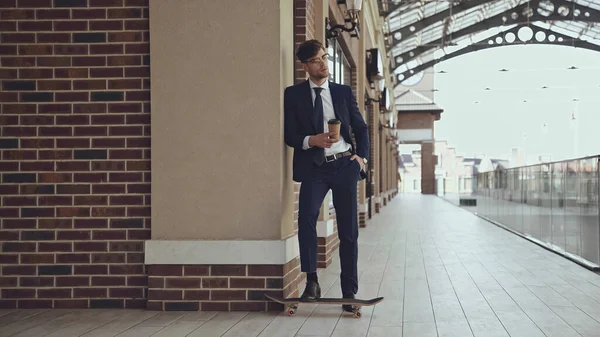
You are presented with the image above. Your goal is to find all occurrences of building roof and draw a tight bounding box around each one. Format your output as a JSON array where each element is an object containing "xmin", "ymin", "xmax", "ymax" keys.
[
  {"xmin": 491, "ymin": 159, "xmax": 510, "ymax": 168},
  {"xmin": 395, "ymin": 89, "xmax": 444, "ymax": 113},
  {"xmin": 399, "ymin": 153, "xmax": 415, "ymax": 168},
  {"xmin": 462, "ymin": 157, "xmax": 482, "ymax": 165}
]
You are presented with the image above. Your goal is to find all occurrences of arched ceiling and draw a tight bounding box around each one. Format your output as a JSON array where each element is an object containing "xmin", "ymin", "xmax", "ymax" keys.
[{"xmin": 382, "ymin": 0, "xmax": 600, "ymax": 87}]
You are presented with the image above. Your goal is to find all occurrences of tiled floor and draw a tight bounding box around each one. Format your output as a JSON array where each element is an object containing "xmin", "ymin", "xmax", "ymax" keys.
[{"xmin": 3, "ymin": 194, "xmax": 600, "ymax": 337}]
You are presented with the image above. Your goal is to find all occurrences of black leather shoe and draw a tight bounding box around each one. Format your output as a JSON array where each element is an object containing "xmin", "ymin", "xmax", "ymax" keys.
[
  {"xmin": 300, "ymin": 280, "xmax": 321, "ymax": 301},
  {"xmin": 342, "ymin": 293, "xmax": 355, "ymax": 312}
]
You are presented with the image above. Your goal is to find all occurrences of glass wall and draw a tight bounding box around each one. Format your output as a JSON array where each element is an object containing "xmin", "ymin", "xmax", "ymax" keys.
[{"xmin": 476, "ymin": 156, "xmax": 600, "ymax": 267}]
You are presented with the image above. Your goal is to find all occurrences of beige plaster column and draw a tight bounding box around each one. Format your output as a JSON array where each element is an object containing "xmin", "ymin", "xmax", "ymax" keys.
[
  {"xmin": 374, "ymin": 107, "xmax": 381, "ymax": 213},
  {"xmin": 391, "ymin": 147, "xmax": 396, "ymax": 195},
  {"xmin": 384, "ymin": 139, "xmax": 388, "ymax": 201},
  {"xmin": 389, "ymin": 142, "xmax": 393, "ymax": 196},
  {"xmin": 384, "ymin": 130, "xmax": 388, "ymax": 200},
  {"xmin": 380, "ymin": 131, "xmax": 385, "ymax": 206},
  {"xmin": 387, "ymin": 140, "xmax": 394, "ymax": 200},
  {"xmin": 395, "ymin": 147, "xmax": 398, "ymax": 192},
  {"xmin": 394, "ymin": 149, "xmax": 398, "ymax": 196},
  {"xmin": 147, "ymin": 0, "xmax": 301, "ymax": 312},
  {"xmin": 390, "ymin": 143, "xmax": 394, "ymax": 195}
]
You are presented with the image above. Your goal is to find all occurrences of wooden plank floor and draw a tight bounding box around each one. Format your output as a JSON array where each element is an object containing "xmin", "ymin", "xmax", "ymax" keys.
[{"xmin": 3, "ymin": 194, "xmax": 600, "ymax": 337}]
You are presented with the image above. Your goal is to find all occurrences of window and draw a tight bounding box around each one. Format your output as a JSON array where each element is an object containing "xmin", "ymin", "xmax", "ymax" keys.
[{"xmin": 327, "ymin": 40, "xmax": 351, "ymax": 85}]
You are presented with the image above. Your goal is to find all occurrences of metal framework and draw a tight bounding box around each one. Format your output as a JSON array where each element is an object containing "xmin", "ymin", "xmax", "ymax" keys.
[
  {"xmin": 396, "ymin": 23, "xmax": 600, "ymax": 82},
  {"xmin": 386, "ymin": 0, "xmax": 600, "ymax": 86}
]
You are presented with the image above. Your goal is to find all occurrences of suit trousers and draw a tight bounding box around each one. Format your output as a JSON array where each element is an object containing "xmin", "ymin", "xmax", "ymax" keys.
[{"xmin": 298, "ymin": 155, "xmax": 360, "ymax": 295}]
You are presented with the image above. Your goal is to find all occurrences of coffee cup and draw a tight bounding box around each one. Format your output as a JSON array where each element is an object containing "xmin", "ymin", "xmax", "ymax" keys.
[{"xmin": 327, "ymin": 119, "xmax": 341, "ymax": 141}]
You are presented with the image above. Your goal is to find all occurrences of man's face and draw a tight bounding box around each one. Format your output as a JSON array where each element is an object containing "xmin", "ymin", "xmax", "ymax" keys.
[{"xmin": 302, "ymin": 48, "xmax": 329, "ymax": 80}]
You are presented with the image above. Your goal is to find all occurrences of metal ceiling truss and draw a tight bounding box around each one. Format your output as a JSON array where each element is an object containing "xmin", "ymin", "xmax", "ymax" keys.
[
  {"xmin": 395, "ymin": 23, "xmax": 600, "ymax": 84},
  {"xmin": 387, "ymin": 0, "xmax": 497, "ymax": 43},
  {"xmin": 387, "ymin": 0, "xmax": 600, "ymax": 85},
  {"xmin": 391, "ymin": 0, "xmax": 600, "ymax": 74}
]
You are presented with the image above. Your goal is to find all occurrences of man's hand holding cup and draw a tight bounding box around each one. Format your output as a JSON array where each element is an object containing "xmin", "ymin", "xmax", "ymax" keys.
[
  {"xmin": 309, "ymin": 132, "xmax": 338, "ymax": 148},
  {"xmin": 309, "ymin": 119, "xmax": 342, "ymax": 149}
]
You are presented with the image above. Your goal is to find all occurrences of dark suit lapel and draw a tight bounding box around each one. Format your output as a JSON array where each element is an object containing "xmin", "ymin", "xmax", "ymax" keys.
[{"xmin": 301, "ymin": 80, "xmax": 317, "ymax": 132}]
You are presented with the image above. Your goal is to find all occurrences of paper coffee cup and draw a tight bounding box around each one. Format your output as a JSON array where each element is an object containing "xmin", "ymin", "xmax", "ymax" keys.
[{"xmin": 327, "ymin": 119, "xmax": 341, "ymax": 141}]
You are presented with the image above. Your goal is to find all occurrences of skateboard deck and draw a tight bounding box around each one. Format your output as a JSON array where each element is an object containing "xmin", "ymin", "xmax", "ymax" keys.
[{"xmin": 265, "ymin": 294, "xmax": 384, "ymax": 318}]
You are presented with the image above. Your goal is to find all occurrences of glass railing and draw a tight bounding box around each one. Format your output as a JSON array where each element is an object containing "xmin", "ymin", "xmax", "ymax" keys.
[{"xmin": 476, "ymin": 155, "xmax": 600, "ymax": 269}]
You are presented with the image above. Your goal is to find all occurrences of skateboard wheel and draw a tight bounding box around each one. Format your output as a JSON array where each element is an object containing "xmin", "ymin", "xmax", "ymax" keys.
[
  {"xmin": 287, "ymin": 309, "xmax": 296, "ymax": 316},
  {"xmin": 354, "ymin": 311, "xmax": 361, "ymax": 318}
]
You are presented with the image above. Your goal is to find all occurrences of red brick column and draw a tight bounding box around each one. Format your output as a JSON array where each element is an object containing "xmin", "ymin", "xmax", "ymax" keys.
[
  {"xmin": 294, "ymin": 0, "xmax": 315, "ymax": 86},
  {"xmin": 421, "ymin": 141, "xmax": 436, "ymax": 194},
  {"xmin": 0, "ymin": 0, "xmax": 150, "ymax": 310},
  {"xmin": 293, "ymin": 0, "xmax": 315, "ymax": 235},
  {"xmin": 289, "ymin": 0, "xmax": 315, "ymax": 292}
]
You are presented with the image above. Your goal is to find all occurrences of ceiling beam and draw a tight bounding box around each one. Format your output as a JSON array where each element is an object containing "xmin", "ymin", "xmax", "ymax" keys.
[{"xmin": 385, "ymin": 0, "xmax": 419, "ymax": 19}]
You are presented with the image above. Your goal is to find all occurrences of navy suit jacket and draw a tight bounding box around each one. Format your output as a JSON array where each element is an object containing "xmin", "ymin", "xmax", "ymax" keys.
[{"xmin": 284, "ymin": 80, "xmax": 370, "ymax": 183}]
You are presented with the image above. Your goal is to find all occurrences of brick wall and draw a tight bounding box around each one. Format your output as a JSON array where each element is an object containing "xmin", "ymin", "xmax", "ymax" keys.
[
  {"xmin": 293, "ymin": 0, "xmax": 308, "ymax": 233},
  {"xmin": 397, "ymin": 112, "xmax": 434, "ymax": 129},
  {"xmin": 294, "ymin": 0, "xmax": 314, "ymax": 86},
  {"xmin": 147, "ymin": 259, "xmax": 300, "ymax": 312},
  {"xmin": 293, "ymin": 0, "xmax": 316, "ymax": 236},
  {"xmin": 0, "ymin": 0, "xmax": 150, "ymax": 309}
]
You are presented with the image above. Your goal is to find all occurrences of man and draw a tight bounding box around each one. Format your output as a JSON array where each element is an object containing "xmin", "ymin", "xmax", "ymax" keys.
[{"xmin": 284, "ymin": 39, "xmax": 369, "ymax": 312}]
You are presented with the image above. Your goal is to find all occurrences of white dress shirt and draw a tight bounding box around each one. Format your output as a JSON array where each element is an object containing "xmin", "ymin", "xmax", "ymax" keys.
[{"xmin": 302, "ymin": 79, "xmax": 352, "ymax": 156}]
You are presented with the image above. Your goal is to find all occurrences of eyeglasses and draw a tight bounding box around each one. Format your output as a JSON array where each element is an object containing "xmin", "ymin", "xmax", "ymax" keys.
[{"xmin": 305, "ymin": 53, "xmax": 329, "ymax": 65}]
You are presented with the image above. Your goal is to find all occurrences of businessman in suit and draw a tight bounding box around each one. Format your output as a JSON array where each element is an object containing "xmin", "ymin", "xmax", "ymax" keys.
[{"xmin": 284, "ymin": 39, "xmax": 369, "ymax": 311}]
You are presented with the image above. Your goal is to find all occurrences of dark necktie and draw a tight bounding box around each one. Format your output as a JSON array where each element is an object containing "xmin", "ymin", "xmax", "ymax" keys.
[{"xmin": 313, "ymin": 87, "xmax": 324, "ymax": 165}]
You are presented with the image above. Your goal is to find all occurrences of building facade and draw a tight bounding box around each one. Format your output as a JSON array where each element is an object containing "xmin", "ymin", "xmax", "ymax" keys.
[
  {"xmin": 0, "ymin": 0, "xmax": 399, "ymax": 311},
  {"xmin": 399, "ymin": 140, "xmax": 515, "ymax": 197}
]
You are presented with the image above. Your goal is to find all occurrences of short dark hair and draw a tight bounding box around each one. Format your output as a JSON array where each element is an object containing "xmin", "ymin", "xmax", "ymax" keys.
[{"xmin": 296, "ymin": 39, "xmax": 326, "ymax": 63}]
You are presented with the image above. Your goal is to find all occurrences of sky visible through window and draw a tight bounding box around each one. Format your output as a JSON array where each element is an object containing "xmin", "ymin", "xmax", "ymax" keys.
[{"xmin": 425, "ymin": 44, "xmax": 600, "ymax": 164}]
